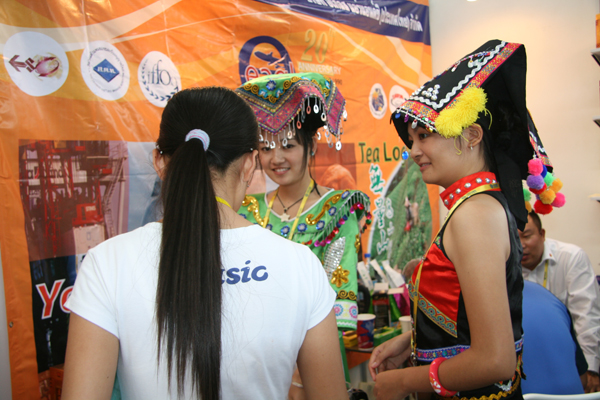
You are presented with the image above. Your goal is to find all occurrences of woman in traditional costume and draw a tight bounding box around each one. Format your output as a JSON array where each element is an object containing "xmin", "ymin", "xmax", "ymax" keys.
[
  {"xmin": 368, "ymin": 40, "xmax": 556, "ymax": 400},
  {"xmin": 236, "ymin": 72, "xmax": 371, "ymax": 389}
]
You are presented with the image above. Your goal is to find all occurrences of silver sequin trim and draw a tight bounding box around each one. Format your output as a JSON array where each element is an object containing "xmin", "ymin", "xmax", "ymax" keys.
[{"xmin": 323, "ymin": 237, "xmax": 346, "ymax": 279}]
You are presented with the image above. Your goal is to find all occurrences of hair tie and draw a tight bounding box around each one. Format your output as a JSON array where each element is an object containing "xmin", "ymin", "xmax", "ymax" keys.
[{"xmin": 185, "ymin": 129, "xmax": 210, "ymax": 151}]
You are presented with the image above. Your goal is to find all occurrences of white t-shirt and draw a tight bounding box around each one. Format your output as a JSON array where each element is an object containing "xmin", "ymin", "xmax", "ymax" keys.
[{"xmin": 66, "ymin": 222, "xmax": 336, "ymax": 399}]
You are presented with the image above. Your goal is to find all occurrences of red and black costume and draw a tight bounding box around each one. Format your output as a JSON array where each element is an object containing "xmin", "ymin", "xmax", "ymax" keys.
[{"xmin": 409, "ymin": 172, "xmax": 525, "ymax": 400}]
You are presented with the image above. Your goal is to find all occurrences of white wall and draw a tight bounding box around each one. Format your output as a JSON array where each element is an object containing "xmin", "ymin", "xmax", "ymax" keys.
[{"xmin": 429, "ymin": 0, "xmax": 600, "ymax": 274}]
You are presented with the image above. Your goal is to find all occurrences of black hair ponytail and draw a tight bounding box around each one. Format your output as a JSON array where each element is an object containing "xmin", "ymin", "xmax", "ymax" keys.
[{"xmin": 155, "ymin": 87, "xmax": 258, "ymax": 399}]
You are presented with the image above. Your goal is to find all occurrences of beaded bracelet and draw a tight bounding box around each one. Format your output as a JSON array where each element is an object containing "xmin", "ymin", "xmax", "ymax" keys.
[{"xmin": 429, "ymin": 357, "xmax": 457, "ymax": 397}]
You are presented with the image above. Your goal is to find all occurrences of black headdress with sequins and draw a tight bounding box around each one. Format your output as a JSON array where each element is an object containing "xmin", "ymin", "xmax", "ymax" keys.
[{"xmin": 391, "ymin": 40, "xmax": 554, "ymax": 229}]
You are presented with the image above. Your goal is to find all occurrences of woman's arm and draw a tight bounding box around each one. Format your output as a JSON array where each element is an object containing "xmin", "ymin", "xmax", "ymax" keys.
[
  {"xmin": 297, "ymin": 310, "xmax": 348, "ymax": 400},
  {"xmin": 331, "ymin": 208, "xmax": 360, "ymax": 328},
  {"xmin": 439, "ymin": 194, "xmax": 516, "ymax": 389},
  {"xmin": 62, "ymin": 313, "xmax": 119, "ymax": 400}
]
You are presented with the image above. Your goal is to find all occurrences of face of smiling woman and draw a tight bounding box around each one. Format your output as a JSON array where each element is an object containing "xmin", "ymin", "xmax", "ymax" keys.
[
  {"xmin": 407, "ymin": 125, "xmax": 472, "ymax": 189},
  {"xmin": 258, "ymin": 137, "xmax": 312, "ymax": 188}
]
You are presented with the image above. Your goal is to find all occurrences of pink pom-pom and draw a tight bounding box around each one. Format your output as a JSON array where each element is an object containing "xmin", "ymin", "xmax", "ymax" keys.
[
  {"xmin": 527, "ymin": 175, "xmax": 545, "ymax": 190},
  {"xmin": 552, "ymin": 192, "xmax": 566, "ymax": 207},
  {"xmin": 528, "ymin": 158, "xmax": 543, "ymax": 175},
  {"xmin": 534, "ymin": 200, "xmax": 553, "ymax": 215}
]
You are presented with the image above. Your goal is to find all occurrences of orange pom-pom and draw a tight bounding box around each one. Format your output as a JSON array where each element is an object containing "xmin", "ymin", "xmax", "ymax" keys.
[
  {"xmin": 534, "ymin": 199, "xmax": 553, "ymax": 215},
  {"xmin": 525, "ymin": 201, "xmax": 532, "ymax": 213},
  {"xmin": 539, "ymin": 189, "xmax": 556, "ymax": 205},
  {"xmin": 550, "ymin": 178, "xmax": 563, "ymax": 192}
]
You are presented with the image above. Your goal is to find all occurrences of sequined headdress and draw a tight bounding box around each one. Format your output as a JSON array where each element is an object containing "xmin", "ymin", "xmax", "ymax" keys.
[
  {"xmin": 391, "ymin": 40, "xmax": 561, "ymax": 228},
  {"xmin": 236, "ymin": 72, "xmax": 346, "ymax": 150}
]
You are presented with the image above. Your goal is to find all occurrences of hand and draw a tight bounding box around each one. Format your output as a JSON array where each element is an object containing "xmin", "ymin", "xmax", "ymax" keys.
[
  {"xmin": 369, "ymin": 331, "xmax": 411, "ymax": 380},
  {"xmin": 373, "ymin": 369, "xmax": 408, "ymax": 400},
  {"xmin": 585, "ymin": 371, "xmax": 600, "ymax": 393}
]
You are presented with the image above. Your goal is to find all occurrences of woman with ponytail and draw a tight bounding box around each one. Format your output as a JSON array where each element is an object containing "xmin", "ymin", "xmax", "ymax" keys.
[{"xmin": 62, "ymin": 87, "xmax": 347, "ymax": 400}]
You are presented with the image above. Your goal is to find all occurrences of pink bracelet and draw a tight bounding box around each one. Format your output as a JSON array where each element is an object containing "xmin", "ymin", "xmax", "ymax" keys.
[{"xmin": 429, "ymin": 357, "xmax": 457, "ymax": 397}]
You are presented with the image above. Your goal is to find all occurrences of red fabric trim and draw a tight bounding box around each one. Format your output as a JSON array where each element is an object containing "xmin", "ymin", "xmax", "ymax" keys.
[
  {"xmin": 440, "ymin": 172, "xmax": 500, "ymax": 210},
  {"xmin": 411, "ymin": 241, "xmax": 460, "ymax": 332}
]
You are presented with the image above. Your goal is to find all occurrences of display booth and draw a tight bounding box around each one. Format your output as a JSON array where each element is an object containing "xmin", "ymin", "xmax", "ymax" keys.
[{"xmin": 0, "ymin": 0, "xmax": 435, "ymax": 397}]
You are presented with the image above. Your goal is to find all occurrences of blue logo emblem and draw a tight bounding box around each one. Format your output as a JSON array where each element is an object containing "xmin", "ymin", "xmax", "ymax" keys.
[
  {"xmin": 93, "ymin": 59, "xmax": 119, "ymax": 83},
  {"xmin": 238, "ymin": 36, "xmax": 294, "ymax": 84}
]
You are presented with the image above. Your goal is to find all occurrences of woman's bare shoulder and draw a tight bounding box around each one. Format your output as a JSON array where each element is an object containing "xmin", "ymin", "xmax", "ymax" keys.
[{"xmin": 445, "ymin": 194, "xmax": 510, "ymax": 263}]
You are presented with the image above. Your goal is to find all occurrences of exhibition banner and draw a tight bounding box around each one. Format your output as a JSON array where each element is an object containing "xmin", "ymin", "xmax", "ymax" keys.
[{"xmin": 0, "ymin": 0, "xmax": 434, "ymax": 396}]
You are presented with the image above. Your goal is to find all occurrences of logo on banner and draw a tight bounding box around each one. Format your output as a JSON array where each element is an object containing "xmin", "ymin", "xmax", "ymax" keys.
[
  {"xmin": 3, "ymin": 32, "xmax": 69, "ymax": 97},
  {"xmin": 238, "ymin": 36, "xmax": 295, "ymax": 84},
  {"xmin": 138, "ymin": 51, "xmax": 181, "ymax": 108},
  {"xmin": 81, "ymin": 41, "xmax": 130, "ymax": 100},
  {"xmin": 369, "ymin": 83, "xmax": 387, "ymax": 120},
  {"xmin": 388, "ymin": 85, "xmax": 409, "ymax": 114}
]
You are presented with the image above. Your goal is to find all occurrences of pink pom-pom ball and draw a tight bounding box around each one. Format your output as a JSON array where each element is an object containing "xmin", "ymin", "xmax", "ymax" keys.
[
  {"xmin": 552, "ymin": 192, "xmax": 566, "ymax": 208},
  {"xmin": 528, "ymin": 158, "xmax": 543, "ymax": 175}
]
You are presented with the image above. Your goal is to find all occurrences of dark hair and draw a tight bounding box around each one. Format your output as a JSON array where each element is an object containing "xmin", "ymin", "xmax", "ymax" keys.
[
  {"xmin": 155, "ymin": 87, "xmax": 258, "ymax": 399},
  {"xmin": 528, "ymin": 211, "xmax": 543, "ymax": 231},
  {"xmin": 293, "ymin": 98, "xmax": 327, "ymax": 182}
]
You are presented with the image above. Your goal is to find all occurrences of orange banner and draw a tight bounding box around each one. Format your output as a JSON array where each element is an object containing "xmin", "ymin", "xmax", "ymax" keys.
[{"xmin": 0, "ymin": 0, "xmax": 434, "ymax": 396}]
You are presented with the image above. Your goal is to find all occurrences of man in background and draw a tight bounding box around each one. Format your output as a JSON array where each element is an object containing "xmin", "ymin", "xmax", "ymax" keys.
[{"xmin": 519, "ymin": 211, "xmax": 600, "ymax": 392}]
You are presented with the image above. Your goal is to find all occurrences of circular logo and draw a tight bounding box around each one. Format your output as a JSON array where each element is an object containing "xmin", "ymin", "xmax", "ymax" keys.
[
  {"xmin": 238, "ymin": 36, "xmax": 293, "ymax": 84},
  {"xmin": 369, "ymin": 83, "xmax": 387, "ymax": 120},
  {"xmin": 3, "ymin": 32, "xmax": 69, "ymax": 97},
  {"xmin": 81, "ymin": 41, "xmax": 130, "ymax": 100},
  {"xmin": 389, "ymin": 85, "xmax": 409, "ymax": 114},
  {"xmin": 138, "ymin": 51, "xmax": 181, "ymax": 108}
]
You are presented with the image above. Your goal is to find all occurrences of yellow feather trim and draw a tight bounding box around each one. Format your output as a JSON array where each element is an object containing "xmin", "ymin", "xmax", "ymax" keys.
[{"xmin": 435, "ymin": 87, "xmax": 487, "ymax": 138}]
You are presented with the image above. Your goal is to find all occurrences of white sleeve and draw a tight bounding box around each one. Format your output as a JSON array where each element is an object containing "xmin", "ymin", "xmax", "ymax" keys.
[
  {"xmin": 565, "ymin": 248, "xmax": 600, "ymax": 372},
  {"xmin": 303, "ymin": 248, "xmax": 337, "ymax": 330},
  {"xmin": 65, "ymin": 250, "xmax": 119, "ymax": 338}
]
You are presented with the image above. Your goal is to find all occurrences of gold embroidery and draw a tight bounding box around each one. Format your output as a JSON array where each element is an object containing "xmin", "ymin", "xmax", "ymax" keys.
[
  {"xmin": 331, "ymin": 265, "xmax": 349, "ymax": 288},
  {"xmin": 305, "ymin": 194, "xmax": 342, "ymax": 225},
  {"xmin": 244, "ymin": 76, "xmax": 303, "ymax": 103},
  {"xmin": 336, "ymin": 290, "xmax": 357, "ymax": 301},
  {"xmin": 242, "ymin": 195, "xmax": 264, "ymax": 226},
  {"xmin": 310, "ymin": 79, "xmax": 330, "ymax": 97},
  {"xmin": 441, "ymin": 374, "xmax": 520, "ymax": 400},
  {"xmin": 354, "ymin": 234, "xmax": 361, "ymax": 254}
]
